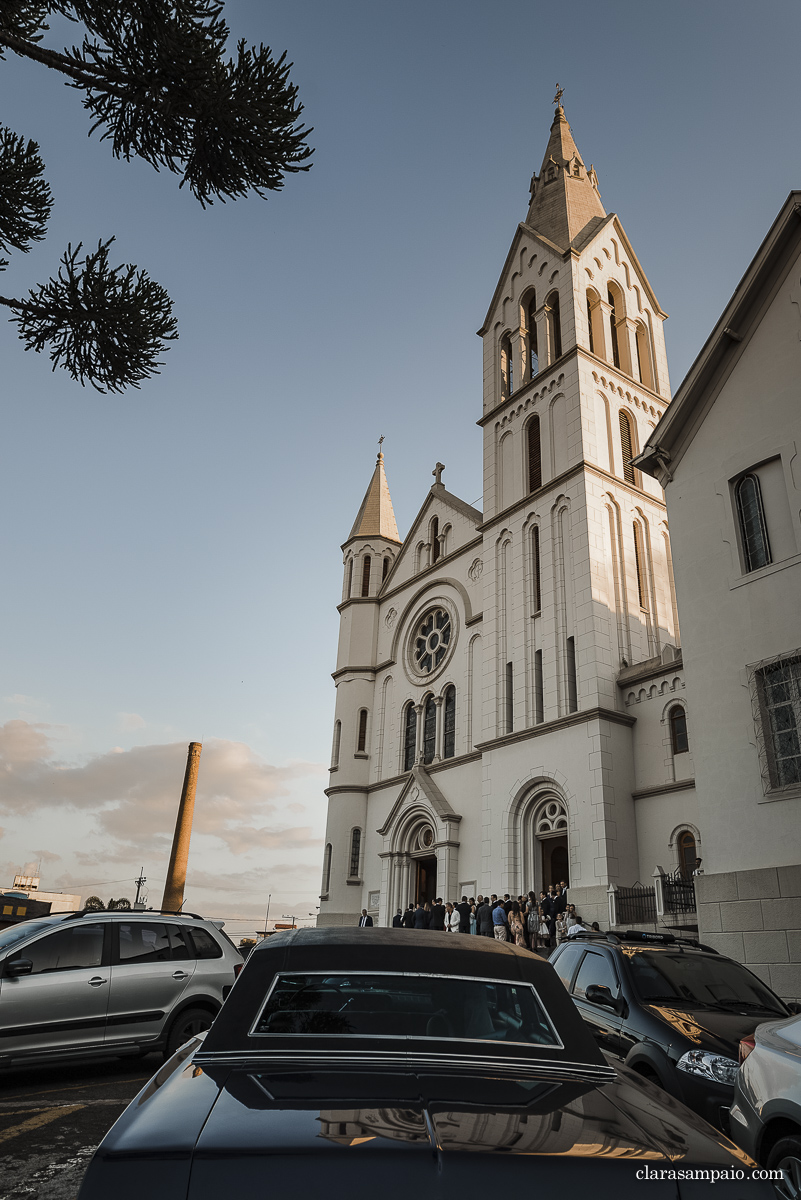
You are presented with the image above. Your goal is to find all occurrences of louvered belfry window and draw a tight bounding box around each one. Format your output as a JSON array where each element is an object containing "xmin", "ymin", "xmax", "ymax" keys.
[
  {"xmin": 532, "ymin": 526, "xmax": 541, "ymax": 612},
  {"xmin": 633, "ymin": 523, "xmax": 649, "ymax": 610},
  {"xmin": 608, "ymin": 289, "xmax": 620, "ymax": 368},
  {"xmin": 527, "ymin": 294, "xmax": 538, "ymax": 377},
  {"xmin": 357, "ymin": 709, "xmax": 368, "ymax": 753},
  {"xmin": 361, "ymin": 556, "xmax": 371, "ymax": 597},
  {"xmin": 527, "ymin": 416, "xmax": 542, "ymax": 493},
  {"xmin": 403, "ymin": 703, "xmax": 417, "ymax": 771},
  {"xmin": 619, "ymin": 410, "xmax": 635, "ymax": 485},
  {"xmin": 431, "ymin": 517, "xmax": 440, "ymax": 564}
]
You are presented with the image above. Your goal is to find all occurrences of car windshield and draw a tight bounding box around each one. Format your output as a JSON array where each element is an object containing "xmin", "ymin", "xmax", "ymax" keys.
[
  {"xmin": 625, "ymin": 950, "xmax": 786, "ymax": 1014},
  {"xmin": 252, "ymin": 972, "xmax": 561, "ymax": 1047},
  {"xmin": 0, "ymin": 917, "xmax": 67, "ymax": 952}
]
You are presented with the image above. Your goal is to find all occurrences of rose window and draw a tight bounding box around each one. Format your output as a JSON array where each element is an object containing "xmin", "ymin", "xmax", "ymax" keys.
[{"xmin": 413, "ymin": 608, "xmax": 452, "ymax": 675}]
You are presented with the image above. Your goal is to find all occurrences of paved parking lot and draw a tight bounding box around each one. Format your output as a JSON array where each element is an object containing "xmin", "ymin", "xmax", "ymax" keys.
[{"xmin": 0, "ymin": 1054, "xmax": 161, "ymax": 1200}]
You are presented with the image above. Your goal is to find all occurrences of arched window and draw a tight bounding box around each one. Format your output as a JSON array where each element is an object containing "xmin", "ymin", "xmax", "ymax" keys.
[
  {"xmin": 331, "ymin": 720, "xmax": 341, "ymax": 769},
  {"xmin": 349, "ymin": 828, "xmax": 361, "ymax": 878},
  {"xmin": 527, "ymin": 416, "xmax": 541, "ymax": 493},
  {"xmin": 501, "ymin": 334, "xmax": 514, "ymax": 397},
  {"xmin": 677, "ymin": 830, "xmax": 696, "ymax": 879},
  {"xmin": 414, "ymin": 542, "xmax": 425, "ymax": 573},
  {"xmin": 531, "ymin": 525, "xmax": 541, "ymax": 612},
  {"xmin": 443, "ymin": 686, "xmax": 456, "ymax": 758},
  {"xmin": 322, "ymin": 843, "xmax": 332, "ymax": 895},
  {"xmin": 619, "ymin": 409, "xmax": 636, "ymax": 485},
  {"xmin": 431, "ymin": 516, "xmax": 440, "ymax": 564},
  {"xmin": 357, "ymin": 708, "xmax": 368, "ymax": 753},
  {"xmin": 526, "ymin": 292, "xmax": 538, "ymax": 378},
  {"xmin": 546, "ymin": 290, "xmax": 562, "ymax": 360},
  {"xmin": 669, "ymin": 705, "xmax": 689, "ymax": 755},
  {"xmin": 566, "ymin": 636, "xmax": 578, "ymax": 713},
  {"xmin": 423, "ymin": 694, "xmax": 437, "ymax": 764},
  {"xmin": 403, "ymin": 702, "xmax": 416, "ymax": 771},
  {"xmin": 361, "ymin": 555, "xmax": 371, "ymax": 597},
  {"xmin": 735, "ymin": 474, "xmax": 772, "ymax": 572},
  {"xmin": 635, "ymin": 322, "xmax": 654, "ymax": 388},
  {"xmin": 586, "ymin": 296, "xmax": 595, "ymax": 354},
  {"xmin": 346, "ymin": 558, "xmax": 353, "ymax": 598},
  {"xmin": 608, "ymin": 287, "xmax": 620, "ymax": 368},
  {"xmin": 382, "ymin": 555, "xmax": 390, "ymax": 581},
  {"xmin": 633, "ymin": 522, "xmax": 649, "ymax": 610}
]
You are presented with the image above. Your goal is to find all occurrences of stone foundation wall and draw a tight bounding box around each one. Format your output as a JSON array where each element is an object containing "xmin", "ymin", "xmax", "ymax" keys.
[
  {"xmin": 695, "ymin": 865, "xmax": 801, "ymax": 1002},
  {"xmin": 567, "ymin": 884, "xmax": 609, "ymax": 931}
]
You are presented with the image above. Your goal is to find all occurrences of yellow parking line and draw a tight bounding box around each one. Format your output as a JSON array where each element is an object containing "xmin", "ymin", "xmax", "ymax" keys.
[
  {"xmin": 1, "ymin": 1076, "xmax": 149, "ymax": 1101},
  {"xmin": 0, "ymin": 1104, "xmax": 84, "ymax": 1145}
]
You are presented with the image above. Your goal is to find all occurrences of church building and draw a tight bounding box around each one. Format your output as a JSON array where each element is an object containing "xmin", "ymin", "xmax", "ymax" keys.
[{"xmin": 319, "ymin": 101, "xmax": 697, "ymax": 930}]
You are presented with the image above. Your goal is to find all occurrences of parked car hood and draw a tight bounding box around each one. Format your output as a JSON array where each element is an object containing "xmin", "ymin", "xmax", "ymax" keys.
[{"xmin": 643, "ymin": 1003, "xmax": 778, "ymax": 1058}]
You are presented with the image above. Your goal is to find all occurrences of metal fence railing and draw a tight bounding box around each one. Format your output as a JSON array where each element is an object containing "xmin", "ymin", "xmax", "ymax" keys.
[
  {"xmin": 663, "ymin": 871, "xmax": 696, "ymax": 915},
  {"xmin": 615, "ymin": 884, "xmax": 657, "ymax": 925}
]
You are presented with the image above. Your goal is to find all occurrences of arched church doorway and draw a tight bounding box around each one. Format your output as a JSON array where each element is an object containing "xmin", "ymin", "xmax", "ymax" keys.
[
  {"xmin": 542, "ymin": 837, "xmax": 569, "ymax": 889},
  {"xmin": 415, "ymin": 857, "xmax": 437, "ymax": 905}
]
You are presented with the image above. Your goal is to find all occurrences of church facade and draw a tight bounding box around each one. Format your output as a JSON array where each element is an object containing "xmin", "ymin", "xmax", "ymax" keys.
[{"xmin": 319, "ymin": 104, "xmax": 699, "ymax": 930}]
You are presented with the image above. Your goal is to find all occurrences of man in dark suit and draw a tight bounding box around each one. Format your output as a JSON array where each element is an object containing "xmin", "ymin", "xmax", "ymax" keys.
[
  {"xmin": 413, "ymin": 902, "xmax": 428, "ymax": 929},
  {"xmin": 429, "ymin": 897, "xmax": 446, "ymax": 931},
  {"xmin": 358, "ymin": 909, "xmax": 373, "ymax": 927},
  {"xmin": 456, "ymin": 895, "xmax": 472, "ymax": 933},
  {"xmin": 402, "ymin": 904, "xmax": 415, "ymax": 928},
  {"xmin": 476, "ymin": 897, "xmax": 493, "ymax": 937},
  {"xmin": 392, "ymin": 909, "xmax": 403, "ymax": 928}
]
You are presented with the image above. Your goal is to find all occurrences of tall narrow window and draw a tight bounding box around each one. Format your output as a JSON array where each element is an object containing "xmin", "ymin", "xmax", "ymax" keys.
[
  {"xmin": 636, "ymin": 323, "xmax": 654, "ymax": 389},
  {"xmin": 619, "ymin": 409, "xmax": 635, "ymax": 485},
  {"xmin": 527, "ymin": 294, "xmax": 538, "ymax": 377},
  {"xmin": 423, "ymin": 695, "xmax": 437, "ymax": 764},
  {"xmin": 349, "ymin": 829, "xmax": 361, "ymax": 878},
  {"xmin": 735, "ymin": 474, "xmax": 771, "ymax": 572},
  {"xmin": 534, "ymin": 650, "xmax": 544, "ymax": 724},
  {"xmin": 501, "ymin": 335, "xmax": 514, "ymax": 397},
  {"xmin": 403, "ymin": 703, "xmax": 416, "ymax": 771},
  {"xmin": 669, "ymin": 705, "xmax": 689, "ymax": 754},
  {"xmin": 443, "ymin": 686, "xmax": 456, "ymax": 758},
  {"xmin": 678, "ymin": 831, "xmax": 696, "ymax": 879},
  {"xmin": 505, "ymin": 662, "xmax": 513, "ymax": 733},
  {"xmin": 331, "ymin": 720, "xmax": 341, "ymax": 769},
  {"xmin": 382, "ymin": 556, "xmax": 390, "ymax": 581},
  {"xmin": 361, "ymin": 555, "xmax": 371, "ymax": 597},
  {"xmin": 566, "ymin": 637, "xmax": 578, "ymax": 713},
  {"xmin": 547, "ymin": 291, "xmax": 562, "ymax": 360},
  {"xmin": 633, "ymin": 523, "xmax": 649, "ymax": 610},
  {"xmin": 322, "ymin": 843, "xmax": 332, "ymax": 895},
  {"xmin": 608, "ymin": 288, "xmax": 620, "ymax": 368},
  {"xmin": 531, "ymin": 526, "xmax": 541, "ymax": 612},
  {"xmin": 346, "ymin": 559, "xmax": 353, "ymax": 598},
  {"xmin": 757, "ymin": 655, "xmax": 801, "ymax": 788},
  {"xmin": 527, "ymin": 416, "xmax": 542, "ymax": 493},
  {"xmin": 586, "ymin": 296, "xmax": 595, "ymax": 354},
  {"xmin": 357, "ymin": 709, "xmax": 368, "ymax": 753},
  {"xmin": 431, "ymin": 516, "xmax": 440, "ymax": 564}
]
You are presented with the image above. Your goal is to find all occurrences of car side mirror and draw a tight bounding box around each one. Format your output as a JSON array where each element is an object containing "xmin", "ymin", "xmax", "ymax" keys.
[
  {"xmin": 5, "ymin": 958, "xmax": 33, "ymax": 977},
  {"xmin": 787, "ymin": 1001, "xmax": 801, "ymax": 1015},
  {"xmin": 585, "ymin": 983, "xmax": 622, "ymax": 1013}
]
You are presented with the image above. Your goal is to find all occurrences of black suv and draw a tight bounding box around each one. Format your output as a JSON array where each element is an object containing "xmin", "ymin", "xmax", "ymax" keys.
[{"xmin": 550, "ymin": 930, "xmax": 797, "ymax": 1132}]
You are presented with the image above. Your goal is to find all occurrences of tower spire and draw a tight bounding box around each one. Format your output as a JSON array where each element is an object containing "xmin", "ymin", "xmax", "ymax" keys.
[
  {"xmin": 348, "ymin": 446, "xmax": 400, "ymax": 542},
  {"xmin": 526, "ymin": 94, "xmax": 606, "ymax": 251}
]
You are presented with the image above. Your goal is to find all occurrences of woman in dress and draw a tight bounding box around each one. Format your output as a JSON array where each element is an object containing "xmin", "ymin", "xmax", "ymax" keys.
[
  {"xmin": 469, "ymin": 902, "xmax": 477, "ymax": 935},
  {"xmin": 508, "ymin": 901, "xmax": 526, "ymax": 948},
  {"xmin": 538, "ymin": 905, "xmax": 551, "ymax": 950}
]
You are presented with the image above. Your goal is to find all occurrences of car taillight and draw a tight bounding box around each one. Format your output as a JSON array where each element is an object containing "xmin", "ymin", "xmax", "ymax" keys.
[
  {"xmin": 739, "ymin": 1035, "xmax": 756, "ymax": 1063},
  {"xmin": 234, "ymin": 963, "xmax": 243, "ymax": 977}
]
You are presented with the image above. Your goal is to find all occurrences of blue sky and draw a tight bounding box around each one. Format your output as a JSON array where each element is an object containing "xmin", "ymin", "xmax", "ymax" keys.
[{"xmin": 0, "ymin": 0, "xmax": 798, "ymax": 937}]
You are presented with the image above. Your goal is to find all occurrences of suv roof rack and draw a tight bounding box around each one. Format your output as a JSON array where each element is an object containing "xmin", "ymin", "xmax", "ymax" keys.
[{"xmin": 65, "ymin": 907, "xmax": 205, "ymax": 921}]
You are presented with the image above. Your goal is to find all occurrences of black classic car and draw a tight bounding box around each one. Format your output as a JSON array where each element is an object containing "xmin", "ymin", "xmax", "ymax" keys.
[{"xmin": 78, "ymin": 928, "xmax": 777, "ymax": 1199}]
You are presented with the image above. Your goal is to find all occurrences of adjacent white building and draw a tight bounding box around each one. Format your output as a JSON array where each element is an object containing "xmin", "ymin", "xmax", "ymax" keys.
[
  {"xmin": 636, "ymin": 193, "xmax": 801, "ymax": 1000},
  {"xmin": 319, "ymin": 103, "xmax": 700, "ymax": 936}
]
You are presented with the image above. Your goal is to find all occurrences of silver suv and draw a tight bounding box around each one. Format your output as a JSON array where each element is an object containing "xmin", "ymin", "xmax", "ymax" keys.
[{"xmin": 0, "ymin": 908, "xmax": 243, "ymax": 1067}]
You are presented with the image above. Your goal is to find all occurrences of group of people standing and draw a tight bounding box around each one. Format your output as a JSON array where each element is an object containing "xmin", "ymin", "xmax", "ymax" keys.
[{"xmin": 388, "ymin": 884, "xmax": 599, "ymax": 950}]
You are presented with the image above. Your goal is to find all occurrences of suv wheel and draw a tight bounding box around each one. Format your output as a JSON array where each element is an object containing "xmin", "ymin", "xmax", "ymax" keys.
[
  {"xmin": 767, "ymin": 1136, "xmax": 801, "ymax": 1200},
  {"xmin": 164, "ymin": 1007, "xmax": 215, "ymax": 1060}
]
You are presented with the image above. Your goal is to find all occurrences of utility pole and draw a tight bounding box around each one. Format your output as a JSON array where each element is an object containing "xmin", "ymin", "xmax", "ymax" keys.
[
  {"xmin": 259, "ymin": 893, "xmax": 271, "ymax": 939},
  {"xmin": 134, "ymin": 868, "xmax": 147, "ymax": 909},
  {"xmin": 161, "ymin": 742, "xmax": 202, "ymax": 913}
]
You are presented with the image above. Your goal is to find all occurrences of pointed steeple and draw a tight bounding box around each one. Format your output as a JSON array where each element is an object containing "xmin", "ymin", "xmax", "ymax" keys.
[
  {"xmin": 525, "ymin": 101, "xmax": 606, "ymax": 251},
  {"xmin": 348, "ymin": 450, "xmax": 401, "ymax": 542}
]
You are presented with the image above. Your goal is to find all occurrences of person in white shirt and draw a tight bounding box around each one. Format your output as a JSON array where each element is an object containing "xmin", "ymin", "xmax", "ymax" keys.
[
  {"xmin": 566, "ymin": 916, "xmax": 589, "ymax": 936},
  {"xmin": 444, "ymin": 902, "xmax": 460, "ymax": 932}
]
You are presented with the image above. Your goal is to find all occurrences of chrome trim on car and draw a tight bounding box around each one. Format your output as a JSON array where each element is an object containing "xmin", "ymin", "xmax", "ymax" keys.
[{"xmin": 247, "ymin": 970, "xmax": 564, "ymax": 1050}]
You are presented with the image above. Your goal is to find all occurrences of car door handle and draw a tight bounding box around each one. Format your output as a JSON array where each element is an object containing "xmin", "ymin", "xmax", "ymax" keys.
[
  {"xmin": 172, "ymin": 970, "xmax": 188, "ymax": 980},
  {"xmin": 87, "ymin": 976, "xmax": 107, "ymax": 987}
]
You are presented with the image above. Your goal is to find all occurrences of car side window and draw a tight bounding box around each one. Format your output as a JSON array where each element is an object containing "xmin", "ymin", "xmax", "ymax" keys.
[
  {"xmin": 169, "ymin": 926, "xmax": 192, "ymax": 961},
  {"xmin": 187, "ymin": 927, "xmax": 223, "ymax": 959},
  {"xmin": 573, "ymin": 951, "xmax": 620, "ymax": 1002},
  {"xmin": 552, "ymin": 944, "xmax": 584, "ymax": 992},
  {"xmin": 118, "ymin": 922, "xmax": 173, "ymax": 965},
  {"xmin": 11, "ymin": 924, "xmax": 104, "ymax": 974}
]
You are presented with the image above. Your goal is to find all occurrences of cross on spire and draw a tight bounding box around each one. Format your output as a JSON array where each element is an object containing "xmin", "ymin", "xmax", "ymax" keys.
[
  {"xmin": 553, "ymin": 83, "xmax": 564, "ymax": 108},
  {"xmin": 432, "ymin": 462, "xmax": 445, "ymax": 485},
  {"xmin": 377, "ymin": 434, "xmax": 385, "ymax": 460}
]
